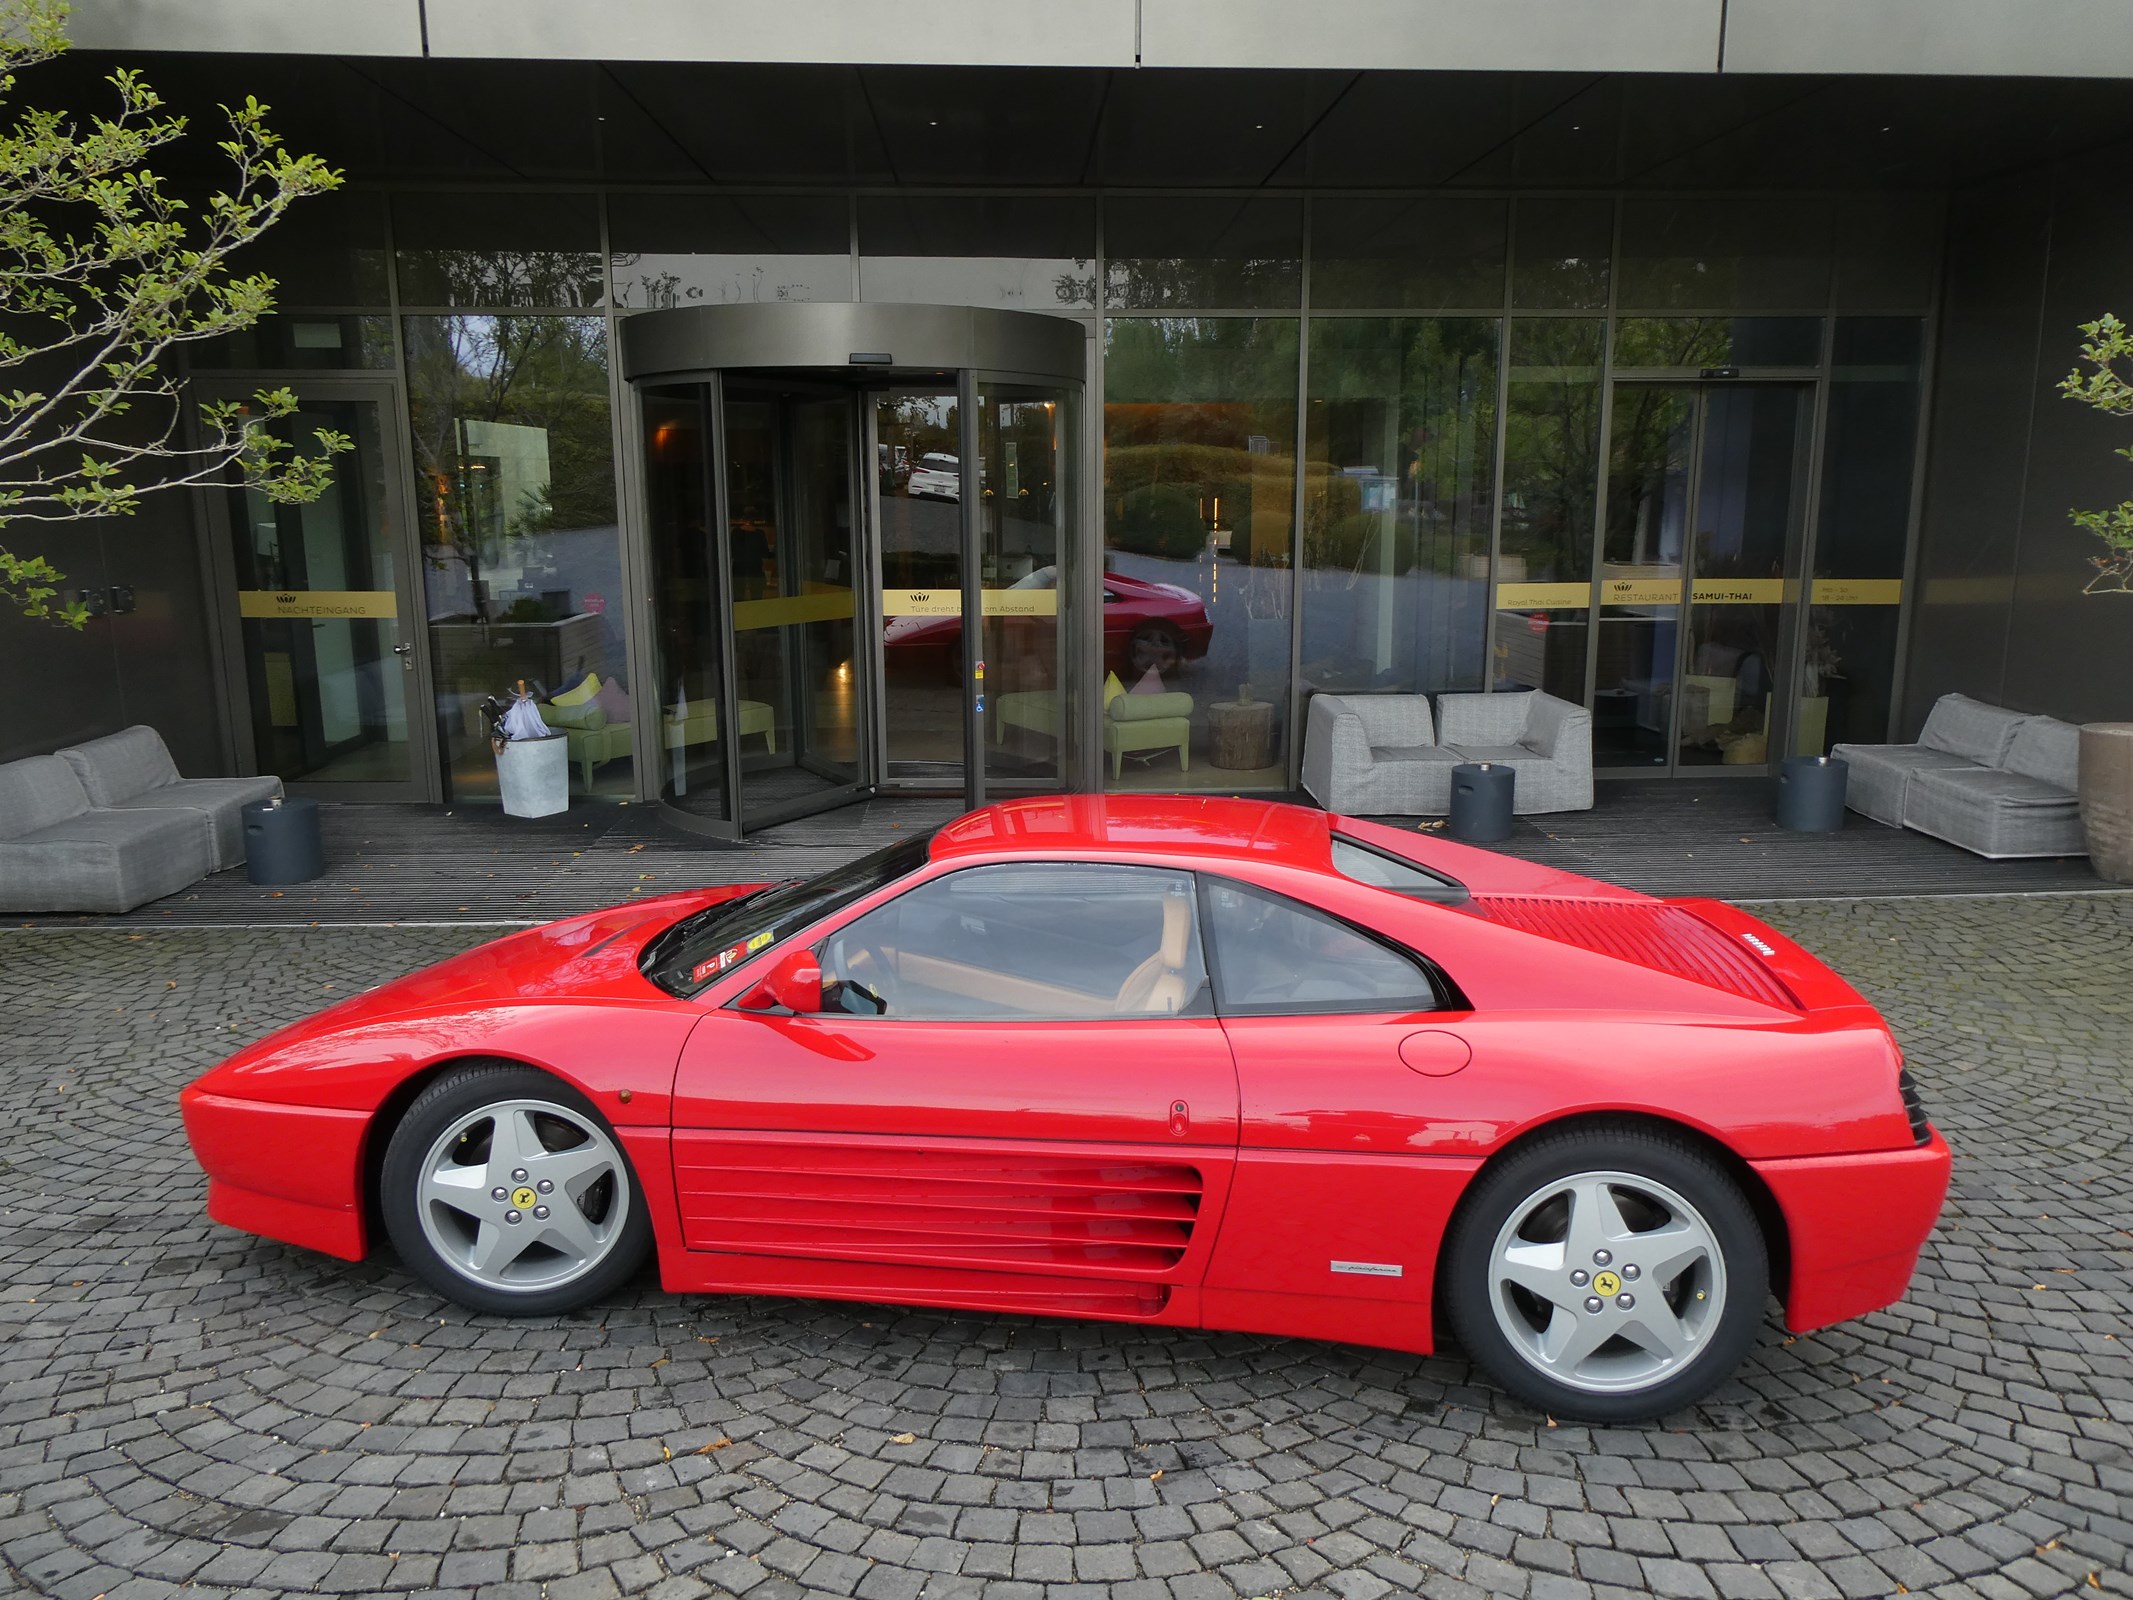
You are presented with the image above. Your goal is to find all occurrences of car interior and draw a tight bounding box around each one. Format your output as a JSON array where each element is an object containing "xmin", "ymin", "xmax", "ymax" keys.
[{"xmin": 819, "ymin": 866, "xmax": 1211, "ymax": 1020}]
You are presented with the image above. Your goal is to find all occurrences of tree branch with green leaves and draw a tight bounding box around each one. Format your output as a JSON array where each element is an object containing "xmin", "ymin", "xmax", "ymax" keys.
[
  {"xmin": 0, "ymin": 0, "xmax": 348, "ymax": 626},
  {"xmin": 2058, "ymin": 312, "xmax": 2133, "ymax": 597}
]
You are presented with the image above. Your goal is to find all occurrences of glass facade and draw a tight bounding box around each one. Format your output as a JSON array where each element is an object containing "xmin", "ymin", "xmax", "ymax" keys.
[{"xmin": 192, "ymin": 185, "xmax": 1941, "ymax": 811}]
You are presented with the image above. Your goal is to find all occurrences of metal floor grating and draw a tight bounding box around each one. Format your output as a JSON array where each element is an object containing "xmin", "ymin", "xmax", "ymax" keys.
[{"xmin": 4, "ymin": 782, "xmax": 2114, "ymax": 931}]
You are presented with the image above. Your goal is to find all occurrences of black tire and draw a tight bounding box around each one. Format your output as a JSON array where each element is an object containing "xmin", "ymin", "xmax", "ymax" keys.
[
  {"xmin": 379, "ymin": 1062, "xmax": 653, "ymax": 1316},
  {"xmin": 1129, "ymin": 625, "xmax": 1183, "ymax": 677},
  {"xmin": 1440, "ymin": 1124, "xmax": 1767, "ymax": 1422}
]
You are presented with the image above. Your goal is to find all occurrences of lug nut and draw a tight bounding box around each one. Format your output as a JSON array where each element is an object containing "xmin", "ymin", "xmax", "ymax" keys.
[
  {"xmin": 536, "ymin": 1179, "xmax": 553, "ymax": 1194},
  {"xmin": 1593, "ymin": 1249, "xmax": 1613, "ymax": 1266},
  {"xmin": 491, "ymin": 1186, "xmax": 508, "ymax": 1201},
  {"xmin": 1616, "ymin": 1293, "xmax": 1635, "ymax": 1309},
  {"xmin": 511, "ymin": 1167, "xmax": 529, "ymax": 1182},
  {"xmin": 1623, "ymin": 1264, "xmax": 1640, "ymax": 1280},
  {"xmin": 533, "ymin": 1205, "xmax": 550, "ymax": 1219},
  {"xmin": 1585, "ymin": 1296, "xmax": 1603, "ymax": 1313},
  {"xmin": 505, "ymin": 1210, "xmax": 521, "ymax": 1224},
  {"xmin": 1570, "ymin": 1269, "xmax": 1589, "ymax": 1287}
]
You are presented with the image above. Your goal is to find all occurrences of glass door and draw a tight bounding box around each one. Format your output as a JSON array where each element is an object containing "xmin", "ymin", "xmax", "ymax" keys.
[
  {"xmin": 721, "ymin": 379, "xmax": 870, "ymax": 827},
  {"xmin": 978, "ymin": 381, "xmax": 1075, "ymax": 793},
  {"xmin": 1675, "ymin": 385, "xmax": 1812, "ymax": 771},
  {"xmin": 871, "ymin": 386, "xmax": 968, "ymax": 789},
  {"xmin": 204, "ymin": 380, "xmax": 434, "ymax": 800},
  {"xmin": 1595, "ymin": 381, "xmax": 1811, "ymax": 776}
]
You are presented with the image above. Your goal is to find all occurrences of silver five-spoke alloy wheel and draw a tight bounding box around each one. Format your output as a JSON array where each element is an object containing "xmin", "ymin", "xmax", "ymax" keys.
[
  {"xmin": 1486, "ymin": 1168, "xmax": 1727, "ymax": 1397},
  {"xmin": 416, "ymin": 1098, "xmax": 630, "ymax": 1294}
]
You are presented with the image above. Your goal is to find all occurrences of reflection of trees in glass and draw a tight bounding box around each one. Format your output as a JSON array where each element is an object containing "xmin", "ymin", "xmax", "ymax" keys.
[
  {"xmin": 1500, "ymin": 320, "xmax": 1603, "ymax": 582},
  {"xmin": 395, "ymin": 248, "xmax": 605, "ymax": 310},
  {"xmin": 1103, "ymin": 318, "xmax": 1298, "ymax": 571},
  {"xmin": 405, "ymin": 314, "xmax": 616, "ymax": 615},
  {"xmin": 1303, "ymin": 319, "xmax": 1497, "ymax": 580}
]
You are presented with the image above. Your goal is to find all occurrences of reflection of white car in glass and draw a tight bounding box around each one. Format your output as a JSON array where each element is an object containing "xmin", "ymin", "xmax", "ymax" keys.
[{"xmin": 907, "ymin": 453, "xmax": 960, "ymax": 501}]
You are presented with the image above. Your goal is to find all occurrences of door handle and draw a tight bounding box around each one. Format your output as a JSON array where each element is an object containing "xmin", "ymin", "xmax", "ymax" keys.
[{"xmin": 393, "ymin": 642, "xmax": 414, "ymax": 671}]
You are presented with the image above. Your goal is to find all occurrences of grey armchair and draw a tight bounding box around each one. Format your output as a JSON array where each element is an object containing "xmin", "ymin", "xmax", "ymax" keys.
[
  {"xmin": 1301, "ymin": 693, "xmax": 1460, "ymax": 814},
  {"xmin": 0, "ymin": 754, "xmax": 212, "ymax": 913},
  {"xmin": 1436, "ymin": 690, "xmax": 1594, "ymax": 814}
]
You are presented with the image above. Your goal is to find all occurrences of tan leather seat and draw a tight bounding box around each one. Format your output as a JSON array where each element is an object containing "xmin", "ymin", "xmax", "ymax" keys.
[{"xmin": 1113, "ymin": 894, "xmax": 1193, "ymax": 1016}]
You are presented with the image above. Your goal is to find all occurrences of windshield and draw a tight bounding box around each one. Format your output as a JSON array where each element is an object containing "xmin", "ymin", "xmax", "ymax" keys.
[{"xmin": 641, "ymin": 830, "xmax": 939, "ymax": 997}]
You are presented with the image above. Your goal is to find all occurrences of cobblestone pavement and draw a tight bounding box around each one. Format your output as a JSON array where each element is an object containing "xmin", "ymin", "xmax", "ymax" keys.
[{"xmin": 2, "ymin": 895, "xmax": 2129, "ymax": 1600}]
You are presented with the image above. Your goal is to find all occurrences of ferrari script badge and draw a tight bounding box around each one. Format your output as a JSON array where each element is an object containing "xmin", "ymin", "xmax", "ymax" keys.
[
  {"xmin": 1593, "ymin": 1270, "xmax": 1622, "ymax": 1297},
  {"xmin": 511, "ymin": 1186, "xmax": 537, "ymax": 1210}
]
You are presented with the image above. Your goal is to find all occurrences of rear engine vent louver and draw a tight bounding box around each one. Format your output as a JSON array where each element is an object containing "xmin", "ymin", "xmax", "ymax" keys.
[{"xmin": 1461, "ymin": 896, "xmax": 1800, "ymax": 1009}]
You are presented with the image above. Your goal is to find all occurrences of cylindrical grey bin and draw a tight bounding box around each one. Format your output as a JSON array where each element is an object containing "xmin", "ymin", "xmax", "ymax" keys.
[
  {"xmin": 243, "ymin": 796, "xmax": 324, "ymax": 884},
  {"xmin": 1449, "ymin": 762, "xmax": 1516, "ymax": 843},
  {"xmin": 1775, "ymin": 754, "xmax": 1849, "ymax": 832}
]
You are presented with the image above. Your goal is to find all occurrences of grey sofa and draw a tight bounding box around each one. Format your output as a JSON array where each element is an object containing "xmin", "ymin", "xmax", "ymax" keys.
[
  {"xmin": 1303, "ymin": 693, "xmax": 1460, "ymax": 814},
  {"xmin": 60, "ymin": 725, "xmax": 282, "ymax": 871},
  {"xmin": 1834, "ymin": 694, "xmax": 2085, "ymax": 859},
  {"xmin": 1302, "ymin": 690, "xmax": 1594, "ymax": 817},
  {"xmin": 0, "ymin": 755, "xmax": 214, "ymax": 913},
  {"xmin": 1437, "ymin": 690, "xmax": 1595, "ymax": 815}
]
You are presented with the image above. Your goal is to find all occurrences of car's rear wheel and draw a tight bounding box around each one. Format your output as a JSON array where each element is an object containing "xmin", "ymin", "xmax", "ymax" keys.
[
  {"xmin": 1441, "ymin": 1126, "xmax": 1766, "ymax": 1421},
  {"xmin": 380, "ymin": 1064, "xmax": 652, "ymax": 1315}
]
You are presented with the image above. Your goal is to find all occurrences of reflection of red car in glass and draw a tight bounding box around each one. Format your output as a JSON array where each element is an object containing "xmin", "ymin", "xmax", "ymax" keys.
[
  {"xmin": 883, "ymin": 567, "xmax": 1212, "ymax": 678},
  {"xmin": 180, "ymin": 797, "xmax": 1949, "ymax": 1422}
]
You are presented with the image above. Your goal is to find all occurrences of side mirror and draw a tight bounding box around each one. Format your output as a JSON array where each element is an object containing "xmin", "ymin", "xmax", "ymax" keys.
[{"xmin": 753, "ymin": 947, "xmax": 823, "ymax": 1014}]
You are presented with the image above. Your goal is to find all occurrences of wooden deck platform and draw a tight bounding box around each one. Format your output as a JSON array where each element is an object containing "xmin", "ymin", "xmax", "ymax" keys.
[{"xmin": 8, "ymin": 781, "xmax": 2115, "ymax": 930}]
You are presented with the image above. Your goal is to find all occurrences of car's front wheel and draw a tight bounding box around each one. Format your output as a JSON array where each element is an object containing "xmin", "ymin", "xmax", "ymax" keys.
[
  {"xmin": 380, "ymin": 1064, "xmax": 652, "ymax": 1315},
  {"xmin": 1441, "ymin": 1126, "xmax": 1767, "ymax": 1421}
]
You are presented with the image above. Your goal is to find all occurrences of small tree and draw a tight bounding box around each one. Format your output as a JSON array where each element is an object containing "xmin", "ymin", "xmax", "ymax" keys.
[
  {"xmin": 0, "ymin": 0, "xmax": 347, "ymax": 627},
  {"xmin": 2058, "ymin": 313, "xmax": 2133, "ymax": 596}
]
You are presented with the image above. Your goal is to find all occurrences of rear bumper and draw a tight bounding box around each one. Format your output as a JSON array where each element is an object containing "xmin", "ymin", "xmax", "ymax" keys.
[
  {"xmin": 1753, "ymin": 1126, "xmax": 1952, "ymax": 1332},
  {"xmin": 182, "ymin": 1087, "xmax": 370, "ymax": 1261}
]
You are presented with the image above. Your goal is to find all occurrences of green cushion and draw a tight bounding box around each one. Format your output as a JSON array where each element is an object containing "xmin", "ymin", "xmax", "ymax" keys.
[
  {"xmin": 1108, "ymin": 692, "xmax": 1195, "ymax": 722},
  {"xmin": 542, "ymin": 698, "xmax": 606, "ymax": 731}
]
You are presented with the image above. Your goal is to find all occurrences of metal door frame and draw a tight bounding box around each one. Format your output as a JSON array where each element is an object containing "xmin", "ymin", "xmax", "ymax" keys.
[
  {"xmin": 192, "ymin": 373, "xmax": 441, "ymax": 803},
  {"xmin": 1596, "ymin": 375, "xmax": 1820, "ymax": 780}
]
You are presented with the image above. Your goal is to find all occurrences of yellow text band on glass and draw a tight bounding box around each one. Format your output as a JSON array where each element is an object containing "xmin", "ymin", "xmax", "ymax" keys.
[
  {"xmin": 1812, "ymin": 578, "xmax": 1905, "ymax": 606},
  {"xmin": 237, "ymin": 589, "xmax": 399, "ymax": 620},
  {"xmin": 1494, "ymin": 581, "xmax": 1592, "ymax": 610}
]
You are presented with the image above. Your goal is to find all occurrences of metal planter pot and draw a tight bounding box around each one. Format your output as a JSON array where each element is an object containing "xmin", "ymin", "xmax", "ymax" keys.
[
  {"xmin": 496, "ymin": 734, "xmax": 570, "ymax": 818},
  {"xmin": 2079, "ymin": 722, "xmax": 2133, "ymax": 883}
]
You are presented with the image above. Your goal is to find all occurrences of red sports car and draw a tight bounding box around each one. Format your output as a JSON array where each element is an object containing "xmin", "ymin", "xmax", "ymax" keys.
[
  {"xmin": 883, "ymin": 567, "xmax": 1213, "ymax": 679},
  {"xmin": 181, "ymin": 798, "xmax": 1949, "ymax": 1421}
]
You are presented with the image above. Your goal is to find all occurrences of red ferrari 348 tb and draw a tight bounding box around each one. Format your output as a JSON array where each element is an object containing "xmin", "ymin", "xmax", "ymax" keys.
[{"xmin": 183, "ymin": 798, "xmax": 1950, "ymax": 1420}]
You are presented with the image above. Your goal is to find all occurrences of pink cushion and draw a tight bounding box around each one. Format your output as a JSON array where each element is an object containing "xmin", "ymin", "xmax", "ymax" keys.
[
  {"xmin": 594, "ymin": 677, "xmax": 633, "ymax": 724},
  {"xmin": 1130, "ymin": 666, "xmax": 1166, "ymax": 694}
]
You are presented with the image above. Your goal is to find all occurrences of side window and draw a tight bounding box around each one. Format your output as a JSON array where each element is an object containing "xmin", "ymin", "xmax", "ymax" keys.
[
  {"xmin": 818, "ymin": 863, "xmax": 1211, "ymax": 1021},
  {"xmin": 1202, "ymin": 877, "xmax": 1440, "ymax": 1015}
]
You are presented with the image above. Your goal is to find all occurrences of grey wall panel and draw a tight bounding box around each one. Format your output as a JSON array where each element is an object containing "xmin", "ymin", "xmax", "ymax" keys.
[
  {"xmin": 1726, "ymin": 0, "xmax": 2133, "ymax": 79},
  {"xmin": 0, "ymin": 527, "xmax": 124, "ymax": 768},
  {"xmin": 424, "ymin": 0, "xmax": 1137, "ymax": 66},
  {"xmin": 103, "ymin": 498, "xmax": 227, "ymax": 778},
  {"xmin": 1998, "ymin": 156, "xmax": 2133, "ymax": 727},
  {"xmin": 65, "ymin": 0, "xmax": 424, "ymax": 56},
  {"xmin": 1904, "ymin": 177, "xmax": 2049, "ymax": 734},
  {"xmin": 1140, "ymin": 0, "xmax": 1722, "ymax": 73}
]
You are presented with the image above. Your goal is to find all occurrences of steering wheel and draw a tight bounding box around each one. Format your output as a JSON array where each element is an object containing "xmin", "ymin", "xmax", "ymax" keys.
[{"xmin": 826, "ymin": 934, "xmax": 899, "ymax": 1015}]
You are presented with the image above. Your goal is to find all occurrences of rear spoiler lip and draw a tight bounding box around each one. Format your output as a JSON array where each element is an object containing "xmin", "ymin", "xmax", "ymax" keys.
[{"xmin": 1668, "ymin": 897, "xmax": 1878, "ymax": 1017}]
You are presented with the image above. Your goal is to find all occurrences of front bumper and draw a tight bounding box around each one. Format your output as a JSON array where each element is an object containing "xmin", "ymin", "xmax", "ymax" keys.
[
  {"xmin": 1752, "ymin": 1125, "xmax": 1952, "ymax": 1333},
  {"xmin": 182, "ymin": 1087, "xmax": 370, "ymax": 1261}
]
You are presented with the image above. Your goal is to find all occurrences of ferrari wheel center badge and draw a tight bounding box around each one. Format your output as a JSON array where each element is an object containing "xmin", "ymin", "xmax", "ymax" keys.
[
  {"xmin": 511, "ymin": 1186, "xmax": 537, "ymax": 1210},
  {"xmin": 1593, "ymin": 1270, "xmax": 1622, "ymax": 1297}
]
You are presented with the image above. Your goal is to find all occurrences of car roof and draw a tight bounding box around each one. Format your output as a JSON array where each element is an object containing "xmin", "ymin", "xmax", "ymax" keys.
[{"xmin": 929, "ymin": 795, "xmax": 1332, "ymax": 866}]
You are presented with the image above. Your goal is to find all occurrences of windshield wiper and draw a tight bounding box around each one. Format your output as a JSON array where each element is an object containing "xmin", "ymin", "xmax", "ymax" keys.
[{"xmin": 640, "ymin": 881, "xmax": 791, "ymax": 973}]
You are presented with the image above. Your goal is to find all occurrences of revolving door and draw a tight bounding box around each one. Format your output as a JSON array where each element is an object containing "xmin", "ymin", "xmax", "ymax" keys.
[{"xmin": 623, "ymin": 303, "xmax": 1090, "ymax": 837}]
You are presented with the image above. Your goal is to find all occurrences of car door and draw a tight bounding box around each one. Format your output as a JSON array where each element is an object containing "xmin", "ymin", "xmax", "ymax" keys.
[
  {"xmin": 669, "ymin": 860, "xmax": 1240, "ymax": 1323},
  {"xmin": 1196, "ymin": 872, "xmax": 1482, "ymax": 1347}
]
